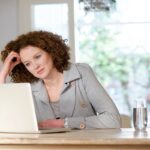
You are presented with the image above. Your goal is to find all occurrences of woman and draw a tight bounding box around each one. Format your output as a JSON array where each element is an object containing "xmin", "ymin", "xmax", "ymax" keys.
[{"xmin": 0, "ymin": 30, "xmax": 121, "ymax": 129}]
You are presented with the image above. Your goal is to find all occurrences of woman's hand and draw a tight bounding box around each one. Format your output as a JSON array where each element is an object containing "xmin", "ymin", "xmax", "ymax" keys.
[
  {"xmin": 0, "ymin": 51, "xmax": 21, "ymax": 83},
  {"xmin": 38, "ymin": 119, "xmax": 65, "ymax": 129}
]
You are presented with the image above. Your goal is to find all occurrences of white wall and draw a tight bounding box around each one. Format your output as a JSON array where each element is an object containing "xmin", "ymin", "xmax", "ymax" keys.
[{"xmin": 0, "ymin": 0, "xmax": 18, "ymax": 50}]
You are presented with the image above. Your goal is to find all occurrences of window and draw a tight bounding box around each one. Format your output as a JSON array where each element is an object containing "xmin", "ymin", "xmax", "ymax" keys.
[
  {"xmin": 32, "ymin": 4, "xmax": 68, "ymax": 39},
  {"xmin": 19, "ymin": 0, "xmax": 75, "ymax": 62},
  {"xmin": 75, "ymin": 0, "xmax": 150, "ymax": 125}
]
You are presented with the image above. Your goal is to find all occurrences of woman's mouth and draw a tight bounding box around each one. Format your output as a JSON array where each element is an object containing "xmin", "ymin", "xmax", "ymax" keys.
[{"xmin": 37, "ymin": 68, "xmax": 44, "ymax": 75}]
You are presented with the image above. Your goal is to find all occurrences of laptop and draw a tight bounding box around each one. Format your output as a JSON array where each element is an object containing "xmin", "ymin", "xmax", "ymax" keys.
[{"xmin": 0, "ymin": 83, "xmax": 70, "ymax": 133}]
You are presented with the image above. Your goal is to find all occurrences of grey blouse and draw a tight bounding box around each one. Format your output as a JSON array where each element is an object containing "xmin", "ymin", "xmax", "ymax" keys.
[{"xmin": 31, "ymin": 63, "xmax": 121, "ymax": 129}]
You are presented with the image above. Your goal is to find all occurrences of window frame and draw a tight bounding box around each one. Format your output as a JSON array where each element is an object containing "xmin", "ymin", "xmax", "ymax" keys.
[{"xmin": 18, "ymin": 0, "xmax": 75, "ymax": 62}]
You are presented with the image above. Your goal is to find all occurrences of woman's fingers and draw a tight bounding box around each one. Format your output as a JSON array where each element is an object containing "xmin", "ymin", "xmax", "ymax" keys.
[{"xmin": 2, "ymin": 51, "xmax": 21, "ymax": 74}]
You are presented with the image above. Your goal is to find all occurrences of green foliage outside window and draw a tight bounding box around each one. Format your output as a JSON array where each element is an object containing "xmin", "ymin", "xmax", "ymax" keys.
[{"xmin": 78, "ymin": 22, "xmax": 150, "ymax": 112}]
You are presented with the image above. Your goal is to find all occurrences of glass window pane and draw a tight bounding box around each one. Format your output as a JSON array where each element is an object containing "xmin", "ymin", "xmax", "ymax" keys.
[
  {"xmin": 75, "ymin": 0, "xmax": 150, "ymax": 126},
  {"xmin": 116, "ymin": 0, "xmax": 150, "ymax": 22},
  {"xmin": 32, "ymin": 4, "xmax": 68, "ymax": 39}
]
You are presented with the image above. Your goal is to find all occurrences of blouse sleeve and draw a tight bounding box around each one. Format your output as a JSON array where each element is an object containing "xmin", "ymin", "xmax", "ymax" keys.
[{"xmin": 67, "ymin": 63, "xmax": 121, "ymax": 129}]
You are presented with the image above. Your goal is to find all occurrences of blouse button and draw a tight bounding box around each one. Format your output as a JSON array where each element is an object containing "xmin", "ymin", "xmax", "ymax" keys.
[{"xmin": 80, "ymin": 123, "xmax": 86, "ymax": 129}]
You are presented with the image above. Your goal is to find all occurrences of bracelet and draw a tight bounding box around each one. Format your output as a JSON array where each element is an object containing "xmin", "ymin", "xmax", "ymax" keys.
[{"xmin": 64, "ymin": 118, "xmax": 69, "ymax": 128}]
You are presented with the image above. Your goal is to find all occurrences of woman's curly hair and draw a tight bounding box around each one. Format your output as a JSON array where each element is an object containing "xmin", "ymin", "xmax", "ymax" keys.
[{"xmin": 1, "ymin": 30, "xmax": 71, "ymax": 83}]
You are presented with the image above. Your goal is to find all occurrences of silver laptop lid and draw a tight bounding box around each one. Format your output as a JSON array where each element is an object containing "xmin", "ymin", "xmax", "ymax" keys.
[{"xmin": 0, "ymin": 83, "xmax": 38, "ymax": 133}]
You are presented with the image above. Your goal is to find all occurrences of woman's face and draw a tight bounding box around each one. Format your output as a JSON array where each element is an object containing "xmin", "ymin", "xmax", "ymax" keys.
[{"xmin": 19, "ymin": 46, "xmax": 55, "ymax": 79}]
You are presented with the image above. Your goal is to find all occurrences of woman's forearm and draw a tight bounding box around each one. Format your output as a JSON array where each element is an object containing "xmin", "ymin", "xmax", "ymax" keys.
[{"xmin": 0, "ymin": 71, "xmax": 7, "ymax": 83}]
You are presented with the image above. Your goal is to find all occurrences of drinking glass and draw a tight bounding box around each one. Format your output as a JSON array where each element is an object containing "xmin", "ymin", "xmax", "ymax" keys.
[{"xmin": 133, "ymin": 99, "xmax": 147, "ymax": 131}]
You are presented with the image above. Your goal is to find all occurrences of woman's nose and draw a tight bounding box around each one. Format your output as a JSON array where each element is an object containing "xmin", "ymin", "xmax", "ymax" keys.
[{"xmin": 33, "ymin": 63, "xmax": 40, "ymax": 70}]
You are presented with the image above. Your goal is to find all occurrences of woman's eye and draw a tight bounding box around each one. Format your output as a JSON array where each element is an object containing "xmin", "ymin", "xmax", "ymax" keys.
[
  {"xmin": 25, "ymin": 63, "xmax": 30, "ymax": 67},
  {"xmin": 35, "ymin": 55, "xmax": 41, "ymax": 59}
]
